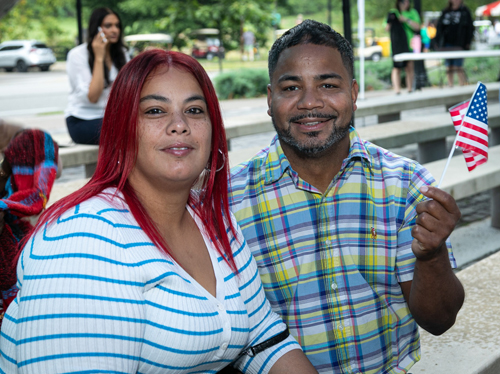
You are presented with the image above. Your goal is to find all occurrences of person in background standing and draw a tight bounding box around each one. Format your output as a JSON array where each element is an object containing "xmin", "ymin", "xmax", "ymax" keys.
[
  {"xmin": 65, "ymin": 7, "xmax": 129, "ymax": 145},
  {"xmin": 436, "ymin": 0, "xmax": 474, "ymax": 87},
  {"xmin": 386, "ymin": 0, "xmax": 421, "ymax": 94},
  {"xmin": 421, "ymin": 21, "xmax": 431, "ymax": 52},
  {"xmin": 427, "ymin": 19, "xmax": 438, "ymax": 50},
  {"xmin": 242, "ymin": 29, "xmax": 256, "ymax": 61}
]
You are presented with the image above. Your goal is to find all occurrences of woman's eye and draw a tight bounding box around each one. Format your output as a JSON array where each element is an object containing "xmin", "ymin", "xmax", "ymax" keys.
[
  {"xmin": 145, "ymin": 108, "xmax": 164, "ymax": 115},
  {"xmin": 187, "ymin": 107, "xmax": 204, "ymax": 115}
]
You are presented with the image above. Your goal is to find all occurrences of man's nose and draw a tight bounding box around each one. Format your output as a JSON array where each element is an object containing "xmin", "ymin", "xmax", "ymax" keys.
[{"xmin": 297, "ymin": 88, "xmax": 324, "ymax": 110}]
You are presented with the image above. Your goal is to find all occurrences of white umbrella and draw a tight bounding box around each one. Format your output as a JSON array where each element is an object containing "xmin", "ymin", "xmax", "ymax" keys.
[
  {"xmin": 476, "ymin": 1, "xmax": 500, "ymax": 17},
  {"xmin": 476, "ymin": 5, "xmax": 487, "ymax": 17}
]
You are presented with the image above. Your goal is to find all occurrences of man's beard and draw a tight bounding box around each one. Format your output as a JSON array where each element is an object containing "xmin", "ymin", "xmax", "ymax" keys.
[{"xmin": 272, "ymin": 112, "xmax": 352, "ymax": 159}]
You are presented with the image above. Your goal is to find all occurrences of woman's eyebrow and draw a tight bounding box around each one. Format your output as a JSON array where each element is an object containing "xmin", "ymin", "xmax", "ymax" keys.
[
  {"xmin": 140, "ymin": 94, "xmax": 169, "ymax": 103},
  {"xmin": 185, "ymin": 95, "xmax": 206, "ymax": 103}
]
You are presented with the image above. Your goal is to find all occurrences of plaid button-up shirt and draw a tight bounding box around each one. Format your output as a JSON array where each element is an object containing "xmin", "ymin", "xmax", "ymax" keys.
[{"xmin": 229, "ymin": 127, "xmax": 456, "ymax": 374}]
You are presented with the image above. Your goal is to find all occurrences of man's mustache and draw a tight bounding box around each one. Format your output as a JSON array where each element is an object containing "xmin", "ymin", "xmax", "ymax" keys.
[{"xmin": 288, "ymin": 112, "xmax": 337, "ymax": 123}]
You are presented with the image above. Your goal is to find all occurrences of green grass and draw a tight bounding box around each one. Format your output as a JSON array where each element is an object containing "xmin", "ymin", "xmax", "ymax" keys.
[
  {"xmin": 195, "ymin": 50, "xmax": 269, "ymax": 73},
  {"xmin": 425, "ymin": 57, "xmax": 499, "ymax": 87},
  {"xmin": 280, "ymin": 12, "xmax": 387, "ymax": 40}
]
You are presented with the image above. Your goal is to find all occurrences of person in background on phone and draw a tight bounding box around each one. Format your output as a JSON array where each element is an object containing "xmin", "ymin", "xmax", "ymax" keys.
[
  {"xmin": 65, "ymin": 7, "xmax": 129, "ymax": 145},
  {"xmin": 386, "ymin": 0, "xmax": 421, "ymax": 95},
  {"xmin": 435, "ymin": 0, "xmax": 474, "ymax": 87}
]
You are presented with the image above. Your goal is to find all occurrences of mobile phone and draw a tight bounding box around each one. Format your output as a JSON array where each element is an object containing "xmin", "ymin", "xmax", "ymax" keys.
[{"xmin": 97, "ymin": 26, "xmax": 107, "ymax": 43}]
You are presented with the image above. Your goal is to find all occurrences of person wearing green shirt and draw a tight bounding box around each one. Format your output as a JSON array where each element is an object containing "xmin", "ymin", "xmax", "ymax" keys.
[{"xmin": 386, "ymin": 0, "xmax": 421, "ymax": 94}]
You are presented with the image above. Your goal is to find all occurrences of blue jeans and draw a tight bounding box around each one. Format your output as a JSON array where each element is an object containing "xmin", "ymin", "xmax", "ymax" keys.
[{"xmin": 66, "ymin": 116, "xmax": 102, "ymax": 145}]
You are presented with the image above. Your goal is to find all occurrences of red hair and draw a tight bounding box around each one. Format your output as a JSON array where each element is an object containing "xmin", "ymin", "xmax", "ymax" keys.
[{"xmin": 27, "ymin": 50, "xmax": 238, "ymax": 273}]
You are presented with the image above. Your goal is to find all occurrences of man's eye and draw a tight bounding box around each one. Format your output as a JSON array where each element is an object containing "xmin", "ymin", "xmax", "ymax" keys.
[
  {"xmin": 284, "ymin": 86, "xmax": 298, "ymax": 91},
  {"xmin": 323, "ymin": 84, "xmax": 337, "ymax": 89},
  {"xmin": 145, "ymin": 108, "xmax": 164, "ymax": 115}
]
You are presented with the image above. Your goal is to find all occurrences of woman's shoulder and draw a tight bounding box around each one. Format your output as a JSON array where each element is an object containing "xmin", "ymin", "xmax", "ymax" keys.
[
  {"xmin": 28, "ymin": 188, "xmax": 154, "ymax": 263},
  {"xmin": 67, "ymin": 43, "xmax": 88, "ymax": 60},
  {"xmin": 65, "ymin": 187, "xmax": 128, "ymax": 217},
  {"xmin": 42, "ymin": 188, "xmax": 136, "ymax": 238}
]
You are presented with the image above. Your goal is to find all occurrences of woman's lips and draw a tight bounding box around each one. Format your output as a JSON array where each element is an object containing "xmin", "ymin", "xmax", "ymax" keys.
[{"xmin": 162, "ymin": 144, "xmax": 193, "ymax": 157}]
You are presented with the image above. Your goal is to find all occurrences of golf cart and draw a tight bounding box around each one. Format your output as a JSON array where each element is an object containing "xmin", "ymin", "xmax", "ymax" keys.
[
  {"xmin": 353, "ymin": 28, "xmax": 384, "ymax": 62},
  {"xmin": 191, "ymin": 28, "xmax": 225, "ymax": 60},
  {"xmin": 124, "ymin": 33, "xmax": 173, "ymax": 58}
]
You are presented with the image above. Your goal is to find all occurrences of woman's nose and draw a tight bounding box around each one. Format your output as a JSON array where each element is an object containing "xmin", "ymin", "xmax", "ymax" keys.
[{"xmin": 167, "ymin": 113, "xmax": 190, "ymax": 134}]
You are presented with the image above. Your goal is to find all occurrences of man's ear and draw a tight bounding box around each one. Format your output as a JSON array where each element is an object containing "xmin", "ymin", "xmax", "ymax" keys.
[
  {"xmin": 267, "ymin": 84, "xmax": 272, "ymax": 117},
  {"xmin": 351, "ymin": 79, "xmax": 359, "ymax": 112}
]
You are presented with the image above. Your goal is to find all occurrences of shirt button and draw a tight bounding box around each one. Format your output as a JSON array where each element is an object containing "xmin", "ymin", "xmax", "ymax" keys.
[
  {"xmin": 221, "ymin": 342, "xmax": 228, "ymax": 350},
  {"xmin": 325, "ymin": 239, "xmax": 331, "ymax": 246},
  {"xmin": 331, "ymin": 282, "xmax": 338, "ymax": 290},
  {"xmin": 217, "ymin": 304, "xmax": 224, "ymax": 310}
]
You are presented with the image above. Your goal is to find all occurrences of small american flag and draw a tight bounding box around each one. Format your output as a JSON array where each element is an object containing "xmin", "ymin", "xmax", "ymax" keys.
[{"xmin": 448, "ymin": 83, "xmax": 488, "ymax": 171}]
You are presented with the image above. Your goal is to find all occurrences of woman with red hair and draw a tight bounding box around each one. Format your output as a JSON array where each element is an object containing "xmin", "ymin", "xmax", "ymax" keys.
[{"xmin": 0, "ymin": 50, "xmax": 316, "ymax": 374}]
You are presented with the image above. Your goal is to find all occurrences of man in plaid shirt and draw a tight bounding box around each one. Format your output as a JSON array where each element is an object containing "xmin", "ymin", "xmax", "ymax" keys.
[{"xmin": 229, "ymin": 20, "xmax": 464, "ymax": 374}]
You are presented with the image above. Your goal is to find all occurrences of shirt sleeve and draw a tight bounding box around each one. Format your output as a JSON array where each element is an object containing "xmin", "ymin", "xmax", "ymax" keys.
[
  {"xmin": 408, "ymin": 9, "xmax": 421, "ymax": 25},
  {"xmin": 66, "ymin": 47, "xmax": 93, "ymax": 103},
  {"xmin": 395, "ymin": 163, "xmax": 456, "ymax": 283},
  {"xmin": 229, "ymin": 217, "xmax": 301, "ymax": 374},
  {"xmin": 1, "ymin": 206, "xmax": 146, "ymax": 373}
]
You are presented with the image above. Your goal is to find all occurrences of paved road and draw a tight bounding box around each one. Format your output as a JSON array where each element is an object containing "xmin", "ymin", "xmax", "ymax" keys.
[
  {"xmin": 0, "ymin": 66, "xmax": 69, "ymax": 117},
  {"xmin": 0, "ymin": 63, "xmax": 272, "ymax": 120}
]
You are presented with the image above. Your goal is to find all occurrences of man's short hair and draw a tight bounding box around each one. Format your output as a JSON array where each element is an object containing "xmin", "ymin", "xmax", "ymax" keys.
[{"xmin": 268, "ymin": 19, "xmax": 354, "ymax": 81}]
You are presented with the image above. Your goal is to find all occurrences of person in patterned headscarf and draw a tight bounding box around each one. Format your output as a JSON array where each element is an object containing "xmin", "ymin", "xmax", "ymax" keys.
[{"xmin": 0, "ymin": 125, "xmax": 59, "ymax": 325}]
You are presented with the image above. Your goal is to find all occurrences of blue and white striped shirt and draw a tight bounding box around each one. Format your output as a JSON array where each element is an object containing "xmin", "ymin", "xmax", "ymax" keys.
[{"xmin": 0, "ymin": 188, "xmax": 300, "ymax": 373}]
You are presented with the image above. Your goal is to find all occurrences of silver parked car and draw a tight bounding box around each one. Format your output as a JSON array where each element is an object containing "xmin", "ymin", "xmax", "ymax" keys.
[{"xmin": 0, "ymin": 40, "xmax": 57, "ymax": 72}]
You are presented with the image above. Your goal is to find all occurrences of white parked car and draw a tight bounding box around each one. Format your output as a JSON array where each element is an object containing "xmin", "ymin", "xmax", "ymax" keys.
[{"xmin": 0, "ymin": 40, "xmax": 56, "ymax": 72}]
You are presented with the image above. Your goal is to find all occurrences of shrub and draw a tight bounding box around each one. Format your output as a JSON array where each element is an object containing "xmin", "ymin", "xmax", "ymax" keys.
[
  {"xmin": 354, "ymin": 59, "xmax": 393, "ymax": 90},
  {"xmin": 214, "ymin": 69, "xmax": 269, "ymax": 100}
]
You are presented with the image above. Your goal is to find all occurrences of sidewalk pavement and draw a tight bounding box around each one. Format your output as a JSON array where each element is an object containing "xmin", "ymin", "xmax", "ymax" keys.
[{"xmin": 413, "ymin": 217, "xmax": 500, "ymax": 373}]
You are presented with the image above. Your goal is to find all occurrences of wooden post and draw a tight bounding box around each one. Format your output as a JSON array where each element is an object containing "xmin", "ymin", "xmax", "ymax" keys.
[
  {"xmin": 342, "ymin": 0, "xmax": 352, "ymax": 46},
  {"xmin": 76, "ymin": 0, "xmax": 83, "ymax": 45}
]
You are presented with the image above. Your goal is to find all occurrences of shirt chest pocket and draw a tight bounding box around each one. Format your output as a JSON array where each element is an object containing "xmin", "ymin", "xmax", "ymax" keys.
[{"xmin": 330, "ymin": 199, "xmax": 399, "ymax": 289}]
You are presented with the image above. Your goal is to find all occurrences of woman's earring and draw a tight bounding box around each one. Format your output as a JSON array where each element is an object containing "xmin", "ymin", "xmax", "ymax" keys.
[
  {"xmin": 216, "ymin": 150, "xmax": 225, "ymax": 173},
  {"xmin": 206, "ymin": 149, "xmax": 225, "ymax": 172}
]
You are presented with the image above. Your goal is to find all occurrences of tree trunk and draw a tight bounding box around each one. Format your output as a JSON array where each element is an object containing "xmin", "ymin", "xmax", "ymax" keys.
[
  {"xmin": 0, "ymin": 0, "xmax": 20, "ymax": 20},
  {"xmin": 217, "ymin": 21, "xmax": 223, "ymax": 73}
]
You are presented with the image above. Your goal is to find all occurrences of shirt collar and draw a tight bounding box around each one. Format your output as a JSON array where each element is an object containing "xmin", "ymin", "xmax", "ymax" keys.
[{"xmin": 264, "ymin": 126, "xmax": 373, "ymax": 185}]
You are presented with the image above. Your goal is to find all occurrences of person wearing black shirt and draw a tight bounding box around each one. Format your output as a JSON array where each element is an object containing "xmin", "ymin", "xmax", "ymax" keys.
[{"xmin": 436, "ymin": 0, "xmax": 474, "ymax": 87}]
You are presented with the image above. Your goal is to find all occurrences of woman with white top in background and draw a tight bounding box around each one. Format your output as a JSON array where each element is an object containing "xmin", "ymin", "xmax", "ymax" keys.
[{"xmin": 65, "ymin": 7, "xmax": 129, "ymax": 145}]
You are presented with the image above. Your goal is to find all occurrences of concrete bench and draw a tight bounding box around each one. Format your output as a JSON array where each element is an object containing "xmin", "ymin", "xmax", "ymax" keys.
[
  {"xmin": 228, "ymin": 103, "xmax": 500, "ymax": 166},
  {"xmin": 224, "ymin": 82, "xmax": 500, "ymax": 149},
  {"xmin": 53, "ymin": 84, "xmax": 499, "ymax": 176},
  {"xmin": 58, "ymin": 144, "xmax": 98, "ymax": 178},
  {"xmin": 359, "ymin": 103, "xmax": 500, "ymax": 164},
  {"xmin": 424, "ymin": 144, "xmax": 500, "ymax": 229}
]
